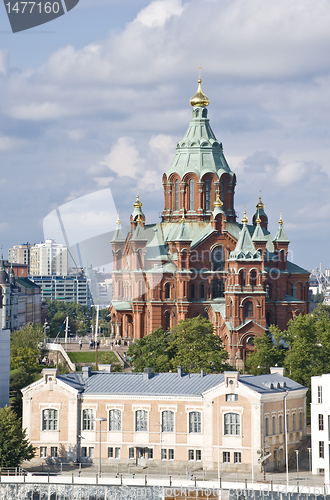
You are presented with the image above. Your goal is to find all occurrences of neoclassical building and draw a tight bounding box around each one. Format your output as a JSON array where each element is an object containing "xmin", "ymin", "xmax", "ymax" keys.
[{"xmin": 110, "ymin": 78, "xmax": 309, "ymax": 365}]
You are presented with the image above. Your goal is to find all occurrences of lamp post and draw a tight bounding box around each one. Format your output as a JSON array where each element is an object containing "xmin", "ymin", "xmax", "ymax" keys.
[
  {"xmin": 295, "ymin": 449, "xmax": 299, "ymax": 478},
  {"xmin": 307, "ymin": 447, "xmax": 312, "ymax": 473},
  {"xmin": 95, "ymin": 417, "xmax": 107, "ymax": 477}
]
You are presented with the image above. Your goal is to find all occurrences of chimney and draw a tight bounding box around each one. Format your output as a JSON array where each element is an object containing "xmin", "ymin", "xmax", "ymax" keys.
[
  {"xmin": 98, "ymin": 364, "xmax": 113, "ymax": 372},
  {"xmin": 177, "ymin": 366, "xmax": 183, "ymax": 377},
  {"xmin": 270, "ymin": 367, "xmax": 285, "ymax": 377},
  {"xmin": 201, "ymin": 369, "xmax": 204, "ymax": 378},
  {"xmin": 143, "ymin": 367, "xmax": 153, "ymax": 380},
  {"xmin": 82, "ymin": 366, "xmax": 92, "ymax": 380}
]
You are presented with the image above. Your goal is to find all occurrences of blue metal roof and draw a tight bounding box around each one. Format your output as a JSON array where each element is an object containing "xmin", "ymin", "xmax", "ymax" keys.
[{"xmin": 57, "ymin": 371, "xmax": 306, "ymax": 397}]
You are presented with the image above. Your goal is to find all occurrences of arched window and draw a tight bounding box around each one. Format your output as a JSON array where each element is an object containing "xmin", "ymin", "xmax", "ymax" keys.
[
  {"xmin": 162, "ymin": 411, "xmax": 174, "ymax": 433},
  {"xmin": 83, "ymin": 409, "xmax": 95, "ymax": 431},
  {"xmin": 200, "ymin": 284, "xmax": 205, "ymax": 299},
  {"xmin": 212, "ymin": 280, "xmax": 225, "ymax": 299},
  {"xmin": 135, "ymin": 410, "xmax": 148, "ymax": 432},
  {"xmin": 224, "ymin": 413, "xmax": 240, "ymax": 435},
  {"xmin": 266, "ymin": 312, "xmax": 271, "ymax": 328},
  {"xmin": 239, "ymin": 270, "xmax": 246, "ymax": 287},
  {"xmin": 189, "ymin": 179, "xmax": 194, "ymax": 211},
  {"xmin": 189, "ymin": 412, "xmax": 201, "ymax": 433},
  {"xmin": 175, "ymin": 179, "xmax": 179, "ymax": 211},
  {"xmin": 165, "ymin": 312, "xmax": 171, "ymax": 331},
  {"xmin": 42, "ymin": 409, "xmax": 58, "ymax": 431},
  {"xmin": 109, "ymin": 409, "xmax": 122, "ymax": 431},
  {"xmin": 165, "ymin": 283, "xmax": 170, "ymax": 299},
  {"xmin": 212, "ymin": 247, "xmax": 225, "ymax": 271},
  {"xmin": 266, "ymin": 284, "xmax": 271, "ymax": 299},
  {"xmin": 220, "ymin": 179, "xmax": 225, "ymax": 201},
  {"xmin": 250, "ymin": 270, "xmax": 257, "ymax": 287},
  {"xmin": 205, "ymin": 179, "xmax": 211, "ymax": 210},
  {"xmin": 190, "ymin": 284, "xmax": 195, "ymax": 299},
  {"xmin": 244, "ymin": 301, "xmax": 253, "ymax": 318}
]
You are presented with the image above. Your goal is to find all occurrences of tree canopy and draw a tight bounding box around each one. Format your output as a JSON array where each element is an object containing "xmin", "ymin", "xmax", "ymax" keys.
[
  {"xmin": 10, "ymin": 323, "xmax": 45, "ymax": 371},
  {"xmin": 127, "ymin": 316, "xmax": 231, "ymax": 373},
  {"xmin": 0, "ymin": 406, "xmax": 35, "ymax": 467},
  {"xmin": 46, "ymin": 300, "xmax": 92, "ymax": 337},
  {"xmin": 245, "ymin": 325, "xmax": 286, "ymax": 375}
]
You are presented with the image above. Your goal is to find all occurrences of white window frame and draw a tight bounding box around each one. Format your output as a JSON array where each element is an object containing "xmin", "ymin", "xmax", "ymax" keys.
[
  {"xmin": 82, "ymin": 409, "xmax": 95, "ymax": 431},
  {"xmin": 135, "ymin": 409, "xmax": 148, "ymax": 432},
  {"xmin": 109, "ymin": 409, "xmax": 122, "ymax": 431},
  {"xmin": 224, "ymin": 413, "xmax": 240, "ymax": 436},
  {"xmin": 189, "ymin": 411, "xmax": 202, "ymax": 433},
  {"xmin": 42, "ymin": 409, "xmax": 58, "ymax": 431},
  {"xmin": 162, "ymin": 410, "xmax": 174, "ymax": 433}
]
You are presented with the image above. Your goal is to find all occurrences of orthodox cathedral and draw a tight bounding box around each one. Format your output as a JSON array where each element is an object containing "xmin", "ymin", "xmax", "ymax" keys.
[{"xmin": 110, "ymin": 77, "xmax": 309, "ymax": 366}]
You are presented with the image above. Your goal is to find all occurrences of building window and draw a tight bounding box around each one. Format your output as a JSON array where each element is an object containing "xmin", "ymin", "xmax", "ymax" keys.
[
  {"xmin": 169, "ymin": 449, "xmax": 174, "ymax": 460},
  {"xmin": 279, "ymin": 415, "xmax": 283, "ymax": 434},
  {"xmin": 115, "ymin": 447, "xmax": 121, "ymax": 459},
  {"xmin": 196, "ymin": 450, "xmax": 201, "ymax": 461},
  {"xmin": 212, "ymin": 279, "xmax": 225, "ymax": 299},
  {"xmin": 319, "ymin": 414, "xmax": 324, "ymax": 431},
  {"xmin": 200, "ymin": 284, "xmax": 205, "ymax": 299},
  {"xmin": 244, "ymin": 301, "xmax": 253, "ymax": 318},
  {"xmin": 189, "ymin": 179, "xmax": 195, "ymax": 211},
  {"xmin": 205, "ymin": 179, "xmax": 211, "ymax": 210},
  {"xmin": 175, "ymin": 179, "xmax": 180, "ymax": 211},
  {"xmin": 223, "ymin": 452, "xmax": 230, "ymax": 463},
  {"xmin": 129, "ymin": 448, "xmax": 135, "ymax": 459},
  {"xmin": 299, "ymin": 412, "xmax": 303, "ymax": 430},
  {"xmin": 190, "ymin": 284, "xmax": 195, "ymax": 299},
  {"xmin": 234, "ymin": 452, "xmax": 241, "ymax": 464},
  {"xmin": 40, "ymin": 447, "xmax": 47, "ymax": 458},
  {"xmin": 82, "ymin": 447, "xmax": 87, "ymax": 458},
  {"xmin": 82, "ymin": 409, "xmax": 95, "ymax": 431},
  {"xmin": 265, "ymin": 417, "xmax": 269, "ymax": 436},
  {"xmin": 108, "ymin": 447, "xmax": 113, "ymax": 458},
  {"xmin": 286, "ymin": 414, "xmax": 289, "ymax": 433},
  {"xmin": 162, "ymin": 411, "xmax": 174, "ymax": 433},
  {"xmin": 250, "ymin": 270, "xmax": 257, "ymax": 287},
  {"xmin": 224, "ymin": 413, "xmax": 240, "ymax": 435},
  {"xmin": 319, "ymin": 441, "xmax": 325, "ymax": 459},
  {"xmin": 135, "ymin": 410, "xmax": 148, "ymax": 432},
  {"xmin": 226, "ymin": 394, "xmax": 238, "ymax": 402},
  {"xmin": 89, "ymin": 447, "xmax": 94, "ymax": 459},
  {"xmin": 148, "ymin": 449, "xmax": 153, "ymax": 460},
  {"xmin": 109, "ymin": 409, "xmax": 122, "ymax": 431},
  {"xmin": 189, "ymin": 412, "xmax": 201, "ymax": 433},
  {"xmin": 50, "ymin": 447, "xmax": 58, "ymax": 458},
  {"xmin": 212, "ymin": 246, "xmax": 225, "ymax": 272},
  {"xmin": 239, "ymin": 270, "xmax": 246, "ymax": 287},
  {"xmin": 272, "ymin": 416, "xmax": 276, "ymax": 435},
  {"xmin": 318, "ymin": 386, "xmax": 323, "ymax": 403},
  {"xmin": 165, "ymin": 283, "xmax": 170, "ymax": 299},
  {"xmin": 292, "ymin": 413, "xmax": 296, "ymax": 432},
  {"xmin": 188, "ymin": 450, "xmax": 194, "ymax": 461},
  {"xmin": 161, "ymin": 449, "xmax": 167, "ymax": 460},
  {"xmin": 42, "ymin": 409, "xmax": 58, "ymax": 431}
]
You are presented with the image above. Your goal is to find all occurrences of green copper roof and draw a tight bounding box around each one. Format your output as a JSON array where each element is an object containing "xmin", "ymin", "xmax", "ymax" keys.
[
  {"xmin": 111, "ymin": 225, "xmax": 126, "ymax": 243},
  {"xmin": 252, "ymin": 223, "xmax": 268, "ymax": 242},
  {"xmin": 131, "ymin": 223, "xmax": 148, "ymax": 242},
  {"xmin": 273, "ymin": 224, "xmax": 290, "ymax": 243},
  {"xmin": 229, "ymin": 223, "xmax": 261, "ymax": 261},
  {"xmin": 166, "ymin": 107, "xmax": 234, "ymax": 181},
  {"xmin": 171, "ymin": 221, "xmax": 192, "ymax": 242}
]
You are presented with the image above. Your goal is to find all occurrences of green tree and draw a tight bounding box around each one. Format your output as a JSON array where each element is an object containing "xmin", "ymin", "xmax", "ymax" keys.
[
  {"xmin": 127, "ymin": 317, "xmax": 230, "ymax": 373},
  {"xmin": 0, "ymin": 406, "xmax": 35, "ymax": 467},
  {"xmin": 10, "ymin": 367, "xmax": 34, "ymax": 418},
  {"xmin": 46, "ymin": 300, "xmax": 91, "ymax": 337},
  {"xmin": 98, "ymin": 352, "xmax": 123, "ymax": 372},
  {"xmin": 245, "ymin": 326, "xmax": 286, "ymax": 375},
  {"xmin": 312, "ymin": 293, "xmax": 325, "ymax": 304},
  {"xmin": 284, "ymin": 305, "xmax": 330, "ymax": 394},
  {"xmin": 11, "ymin": 324, "xmax": 45, "ymax": 371}
]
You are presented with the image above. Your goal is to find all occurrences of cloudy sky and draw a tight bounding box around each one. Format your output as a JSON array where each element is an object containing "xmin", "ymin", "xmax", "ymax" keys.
[{"xmin": 0, "ymin": 0, "xmax": 329, "ymax": 271}]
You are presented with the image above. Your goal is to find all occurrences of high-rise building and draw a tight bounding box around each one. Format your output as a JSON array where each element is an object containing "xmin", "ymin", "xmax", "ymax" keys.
[
  {"xmin": 30, "ymin": 274, "xmax": 91, "ymax": 307},
  {"xmin": 8, "ymin": 243, "xmax": 33, "ymax": 273},
  {"xmin": 30, "ymin": 239, "xmax": 68, "ymax": 276}
]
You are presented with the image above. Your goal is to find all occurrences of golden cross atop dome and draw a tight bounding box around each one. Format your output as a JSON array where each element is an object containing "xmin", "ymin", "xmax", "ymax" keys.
[
  {"xmin": 133, "ymin": 188, "xmax": 143, "ymax": 208},
  {"xmin": 190, "ymin": 65, "xmax": 209, "ymax": 107},
  {"xmin": 256, "ymin": 190, "xmax": 265, "ymax": 211},
  {"xmin": 198, "ymin": 63, "xmax": 202, "ymax": 80},
  {"xmin": 116, "ymin": 210, "xmax": 121, "ymax": 225},
  {"xmin": 278, "ymin": 210, "xmax": 284, "ymax": 225},
  {"xmin": 241, "ymin": 205, "xmax": 249, "ymax": 224}
]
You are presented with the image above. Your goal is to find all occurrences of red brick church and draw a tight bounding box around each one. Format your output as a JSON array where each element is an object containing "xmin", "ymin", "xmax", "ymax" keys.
[{"xmin": 110, "ymin": 77, "xmax": 309, "ymax": 365}]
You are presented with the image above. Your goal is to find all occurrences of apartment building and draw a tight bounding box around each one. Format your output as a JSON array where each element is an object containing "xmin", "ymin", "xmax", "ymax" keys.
[{"xmin": 30, "ymin": 240, "xmax": 68, "ymax": 277}]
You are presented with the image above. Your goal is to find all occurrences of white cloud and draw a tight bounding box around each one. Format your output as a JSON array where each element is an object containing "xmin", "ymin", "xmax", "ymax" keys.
[
  {"xmin": 134, "ymin": 0, "xmax": 184, "ymax": 27},
  {"xmin": 9, "ymin": 102, "xmax": 69, "ymax": 121},
  {"xmin": 100, "ymin": 137, "xmax": 145, "ymax": 178}
]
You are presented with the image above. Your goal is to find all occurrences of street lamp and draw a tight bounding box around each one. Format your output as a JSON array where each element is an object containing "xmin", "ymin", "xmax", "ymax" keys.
[
  {"xmin": 95, "ymin": 417, "xmax": 107, "ymax": 477},
  {"xmin": 295, "ymin": 449, "xmax": 299, "ymax": 478}
]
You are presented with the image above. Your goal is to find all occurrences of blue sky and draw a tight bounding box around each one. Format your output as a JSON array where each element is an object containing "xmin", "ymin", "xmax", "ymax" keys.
[{"xmin": 0, "ymin": 0, "xmax": 330, "ymax": 271}]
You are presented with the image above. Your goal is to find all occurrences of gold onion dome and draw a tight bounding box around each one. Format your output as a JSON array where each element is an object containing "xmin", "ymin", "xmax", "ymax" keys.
[
  {"xmin": 133, "ymin": 194, "xmax": 142, "ymax": 209},
  {"xmin": 278, "ymin": 210, "xmax": 284, "ymax": 225},
  {"xmin": 255, "ymin": 208, "xmax": 261, "ymax": 224},
  {"xmin": 214, "ymin": 192, "xmax": 223, "ymax": 207},
  {"xmin": 190, "ymin": 66, "xmax": 209, "ymax": 107},
  {"xmin": 241, "ymin": 207, "xmax": 248, "ymax": 224},
  {"xmin": 116, "ymin": 210, "xmax": 121, "ymax": 225},
  {"xmin": 256, "ymin": 194, "xmax": 265, "ymax": 211}
]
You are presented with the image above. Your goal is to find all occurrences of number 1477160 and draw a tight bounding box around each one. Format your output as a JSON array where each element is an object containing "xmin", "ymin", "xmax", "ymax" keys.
[{"xmin": 6, "ymin": 2, "xmax": 60, "ymax": 14}]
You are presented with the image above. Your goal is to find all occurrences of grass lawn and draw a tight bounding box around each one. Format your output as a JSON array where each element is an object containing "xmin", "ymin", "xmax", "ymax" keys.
[{"xmin": 68, "ymin": 351, "xmax": 118, "ymax": 364}]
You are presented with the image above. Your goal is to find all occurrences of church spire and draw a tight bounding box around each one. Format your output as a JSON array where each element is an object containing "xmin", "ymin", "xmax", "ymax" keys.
[{"xmin": 253, "ymin": 191, "xmax": 268, "ymax": 230}]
